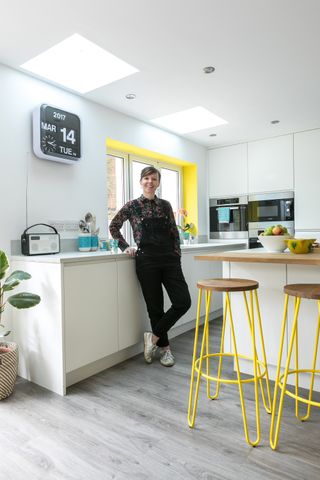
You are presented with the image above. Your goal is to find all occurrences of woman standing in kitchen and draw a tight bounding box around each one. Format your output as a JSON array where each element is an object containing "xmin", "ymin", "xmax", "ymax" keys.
[{"xmin": 109, "ymin": 166, "xmax": 191, "ymax": 367}]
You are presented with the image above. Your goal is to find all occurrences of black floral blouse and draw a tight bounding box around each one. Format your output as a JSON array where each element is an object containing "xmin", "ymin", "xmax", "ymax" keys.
[{"xmin": 109, "ymin": 195, "xmax": 181, "ymax": 255}]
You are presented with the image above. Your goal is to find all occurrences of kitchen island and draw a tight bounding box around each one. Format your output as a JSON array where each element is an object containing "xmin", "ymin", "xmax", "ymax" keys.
[
  {"xmin": 195, "ymin": 249, "xmax": 320, "ymax": 391},
  {"xmin": 9, "ymin": 240, "xmax": 246, "ymax": 395}
]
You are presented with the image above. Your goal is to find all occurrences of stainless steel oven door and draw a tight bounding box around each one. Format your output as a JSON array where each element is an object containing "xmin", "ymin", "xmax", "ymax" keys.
[{"xmin": 209, "ymin": 196, "xmax": 248, "ymax": 239}]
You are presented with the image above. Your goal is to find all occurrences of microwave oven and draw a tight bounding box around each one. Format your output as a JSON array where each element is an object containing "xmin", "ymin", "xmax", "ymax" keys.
[
  {"xmin": 248, "ymin": 191, "xmax": 294, "ymax": 249},
  {"xmin": 248, "ymin": 191, "xmax": 294, "ymax": 223}
]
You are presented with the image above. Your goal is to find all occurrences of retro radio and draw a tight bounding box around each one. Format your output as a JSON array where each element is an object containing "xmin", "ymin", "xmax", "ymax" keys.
[{"xmin": 21, "ymin": 224, "xmax": 60, "ymax": 256}]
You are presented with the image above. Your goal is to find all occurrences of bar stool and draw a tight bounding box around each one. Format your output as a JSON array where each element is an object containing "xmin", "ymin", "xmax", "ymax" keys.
[
  {"xmin": 188, "ymin": 278, "xmax": 272, "ymax": 447},
  {"xmin": 270, "ymin": 284, "xmax": 320, "ymax": 450}
]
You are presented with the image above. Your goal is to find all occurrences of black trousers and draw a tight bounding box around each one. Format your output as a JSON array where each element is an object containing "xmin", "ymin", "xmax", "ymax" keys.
[{"xmin": 135, "ymin": 252, "xmax": 191, "ymax": 347}]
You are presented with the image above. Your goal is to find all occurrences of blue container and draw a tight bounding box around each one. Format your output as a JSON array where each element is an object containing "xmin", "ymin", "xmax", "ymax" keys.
[
  {"xmin": 91, "ymin": 235, "xmax": 99, "ymax": 251},
  {"xmin": 78, "ymin": 233, "xmax": 91, "ymax": 251}
]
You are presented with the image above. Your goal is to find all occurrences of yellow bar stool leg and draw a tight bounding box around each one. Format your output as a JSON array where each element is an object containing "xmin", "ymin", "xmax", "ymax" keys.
[
  {"xmin": 294, "ymin": 297, "xmax": 301, "ymax": 420},
  {"xmin": 297, "ymin": 300, "xmax": 320, "ymax": 421},
  {"xmin": 207, "ymin": 293, "xmax": 228, "ymax": 400},
  {"xmin": 188, "ymin": 289, "xmax": 212, "ymax": 427},
  {"xmin": 270, "ymin": 296, "xmax": 301, "ymax": 450},
  {"xmin": 248, "ymin": 290, "xmax": 261, "ymax": 445},
  {"xmin": 205, "ymin": 291, "xmax": 211, "ymax": 398},
  {"xmin": 227, "ymin": 292, "xmax": 259, "ymax": 446},
  {"xmin": 188, "ymin": 288, "xmax": 203, "ymax": 427},
  {"xmin": 243, "ymin": 290, "xmax": 272, "ymax": 414},
  {"xmin": 254, "ymin": 290, "xmax": 272, "ymax": 413}
]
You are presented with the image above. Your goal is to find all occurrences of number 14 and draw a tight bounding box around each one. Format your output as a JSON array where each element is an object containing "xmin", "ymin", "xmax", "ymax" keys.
[{"xmin": 60, "ymin": 128, "xmax": 76, "ymax": 144}]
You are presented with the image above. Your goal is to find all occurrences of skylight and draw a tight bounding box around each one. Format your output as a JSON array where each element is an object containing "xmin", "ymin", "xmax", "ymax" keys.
[
  {"xmin": 20, "ymin": 34, "xmax": 139, "ymax": 94},
  {"xmin": 151, "ymin": 106, "xmax": 228, "ymax": 134}
]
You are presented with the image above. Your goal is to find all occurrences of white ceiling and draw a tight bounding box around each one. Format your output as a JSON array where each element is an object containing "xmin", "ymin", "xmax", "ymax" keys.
[{"xmin": 2, "ymin": 0, "xmax": 320, "ymax": 147}]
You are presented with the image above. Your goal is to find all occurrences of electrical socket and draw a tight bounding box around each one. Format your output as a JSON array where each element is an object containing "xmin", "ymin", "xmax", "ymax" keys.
[
  {"xmin": 49, "ymin": 220, "xmax": 64, "ymax": 232},
  {"xmin": 49, "ymin": 220, "xmax": 79, "ymax": 232},
  {"xmin": 64, "ymin": 221, "xmax": 79, "ymax": 231}
]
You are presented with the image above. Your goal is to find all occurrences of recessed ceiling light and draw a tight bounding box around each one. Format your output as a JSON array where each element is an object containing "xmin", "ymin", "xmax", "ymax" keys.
[
  {"xmin": 125, "ymin": 93, "xmax": 136, "ymax": 100},
  {"xmin": 271, "ymin": 120, "xmax": 280, "ymax": 124},
  {"xmin": 151, "ymin": 107, "xmax": 227, "ymax": 134},
  {"xmin": 20, "ymin": 34, "xmax": 139, "ymax": 94},
  {"xmin": 209, "ymin": 133, "xmax": 217, "ymax": 137},
  {"xmin": 203, "ymin": 66, "xmax": 215, "ymax": 74}
]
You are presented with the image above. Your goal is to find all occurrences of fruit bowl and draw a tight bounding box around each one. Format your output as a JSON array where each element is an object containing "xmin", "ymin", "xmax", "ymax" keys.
[
  {"xmin": 258, "ymin": 234, "xmax": 292, "ymax": 253},
  {"xmin": 285, "ymin": 238, "xmax": 316, "ymax": 254}
]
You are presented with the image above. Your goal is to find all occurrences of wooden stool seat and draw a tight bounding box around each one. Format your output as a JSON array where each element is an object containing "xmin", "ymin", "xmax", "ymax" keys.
[
  {"xmin": 197, "ymin": 278, "xmax": 259, "ymax": 292},
  {"xmin": 283, "ymin": 283, "xmax": 320, "ymax": 300}
]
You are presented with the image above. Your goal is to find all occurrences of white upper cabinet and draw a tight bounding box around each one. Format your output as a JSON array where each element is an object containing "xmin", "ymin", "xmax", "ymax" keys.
[
  {"xmin": 294, "ymin": 129, "xmax": 320, "ymax": 230},
  {"xmin": 208, "ymin": 143, "xmax": 248, "ymax": 197},
  {"xmin": 248, "ymin": 135, "xmax": 294, "ymax": 193}
]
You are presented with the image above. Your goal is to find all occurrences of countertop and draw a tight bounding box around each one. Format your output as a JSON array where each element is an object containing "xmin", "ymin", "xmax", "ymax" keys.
[
  {"xmin": 11, "ymin": 240, "xmax": 248, "ymax": 264},
  {"xmin": 195, "ymin": 248, "xmax": 320, "ymax": 265}
]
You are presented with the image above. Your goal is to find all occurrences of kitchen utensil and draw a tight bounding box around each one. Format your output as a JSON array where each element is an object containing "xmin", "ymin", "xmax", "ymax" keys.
[
  {"xmin": 79, "ymin": 220, "xmax": 89, "ymax": 232},
  {"xmin": 285, "ymin": 238, "xmax": 316, "ymax": 254}
]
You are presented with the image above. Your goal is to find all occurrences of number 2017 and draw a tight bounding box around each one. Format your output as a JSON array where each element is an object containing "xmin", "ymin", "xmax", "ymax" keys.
[{"xmin": 53, "ymin": 111, "xmax": 66, "ymax": 120}]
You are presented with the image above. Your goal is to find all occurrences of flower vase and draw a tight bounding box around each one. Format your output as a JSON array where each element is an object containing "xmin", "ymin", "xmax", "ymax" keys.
[{"xmin": 182, "ymin": 232, "xmax": 190, "ymax": 245}]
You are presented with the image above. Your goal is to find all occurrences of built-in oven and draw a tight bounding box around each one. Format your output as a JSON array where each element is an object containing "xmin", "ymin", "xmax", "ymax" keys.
[
  {"xmin": 209, "ymin": 195, "xmax": 248, "ymax": 239},
  {"xmin": 248, "ymin": 191, "xmax": 294, "ymax": 249}
]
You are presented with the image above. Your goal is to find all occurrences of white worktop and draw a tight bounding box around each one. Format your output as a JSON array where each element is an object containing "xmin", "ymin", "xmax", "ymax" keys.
[{"xmin": 11, "ymin": 240, "xmax": 248, "ymax": 264}]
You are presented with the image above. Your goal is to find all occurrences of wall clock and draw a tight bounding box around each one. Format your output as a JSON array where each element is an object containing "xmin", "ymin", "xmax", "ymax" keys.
[{"xmin": 33, "ymin": 104, "xmax": 81, "ymax": 164}]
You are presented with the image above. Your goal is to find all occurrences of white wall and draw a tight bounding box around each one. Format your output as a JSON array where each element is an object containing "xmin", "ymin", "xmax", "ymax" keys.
[{"xmin": 0, "ymin": 64, "xmax": 207, "ymax": 253}]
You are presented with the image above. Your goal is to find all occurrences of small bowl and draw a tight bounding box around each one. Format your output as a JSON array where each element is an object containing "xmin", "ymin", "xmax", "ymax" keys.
[
  {"xmin": 258, "ymin": 234, "xmax": 292, "ymax": 253},
  {"xmin": 285, "ymin": 238, "xmax": 316, "ymax": 254}
]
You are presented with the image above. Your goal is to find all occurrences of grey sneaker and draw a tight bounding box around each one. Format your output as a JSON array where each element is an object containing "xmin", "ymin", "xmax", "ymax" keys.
[
  {"xmin": 160, "ymin": 348, "xmax": 175, "ymax": 367},
  {"xmin": 144, "ymin": 332, "xmax": 157, "ymax": 364}
]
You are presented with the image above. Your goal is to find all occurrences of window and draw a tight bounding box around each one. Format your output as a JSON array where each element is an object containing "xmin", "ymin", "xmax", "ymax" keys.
[
  {"xmin": 106, "ymin": 153, "xmax": 126, "ymax": 228},
  {"xmin": 107, "ymin": 151, "xmax": 182, "ymax": 244}
]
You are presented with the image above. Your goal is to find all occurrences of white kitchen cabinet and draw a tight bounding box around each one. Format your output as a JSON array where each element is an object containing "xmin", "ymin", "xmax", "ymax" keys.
[
  {"xmin": 226, "ymin": 262, "xmax": 287, "ymax": 369},
  {"xmin": 208, "ymin": 144, "xmax": 248, "ymax": 197},
  {"xmin": 117, "ymin": 258, "xmax": 149, "ymax": 350},
  {"xmin": 10, "ymin": 244, "xmax": 244, "ymax": 395},
  {"xmin": 248, "ymin": 135, "xmax": 293, "ymax": 193},
  {"xmin": 294, "ymin": 129, "xmax": 320, "ymax": 230},
  {"xmin": 181, "ymin": 250, "xmax": 223, "ymax": 323},
  {"xmin": 64, "ymin": 260, "xmax": 118, "ymax": 372}
]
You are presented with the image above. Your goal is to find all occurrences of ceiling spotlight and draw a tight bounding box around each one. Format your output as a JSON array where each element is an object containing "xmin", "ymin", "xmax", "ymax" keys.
[
  {"xmin": 125, "ymin": 93, "xmax": 136, "ymax": 100},
  {"xmin": 209, "ymin": 133, "xmax": 217, "ymax": 137},
  {"xmin": 203, "ymin": 66, "xmax": 215, "ymax": 74},
  {"xmin": 271, "ymin": 119, "xmax": 280, "ymax": 124}
]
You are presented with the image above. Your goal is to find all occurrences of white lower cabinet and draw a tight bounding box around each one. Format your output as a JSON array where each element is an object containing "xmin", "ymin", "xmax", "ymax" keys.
[
  {"xmin": 11, "ymin": 248, "xmax": 237, "ymax": 395},
  {"xmin": 181, "ymin": 250, "xmax": 223, "ymax": 323},
  {"xmin": 227, "ymin": 262, "xmax": 287, "ymax": 367},
  {"xmin": 64, "ymin": 260, "xmax": 118, "ymax": 372},
  {"xmin": 117, "ymin": 258, "xmax": 149, "ymax": 350}
]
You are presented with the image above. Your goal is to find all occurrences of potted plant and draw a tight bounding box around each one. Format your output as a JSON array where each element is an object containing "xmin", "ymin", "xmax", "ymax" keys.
[
  {"xmin": 176, "ymin": 209, "xmax": 197, "ymax": 244},
  {"xmin": 0, "ymin": 250, "xmax": 40, "ymax": 399}
]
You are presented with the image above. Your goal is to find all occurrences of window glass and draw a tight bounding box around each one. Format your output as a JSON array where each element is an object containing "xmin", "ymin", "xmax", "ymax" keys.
[
  {"xmin": 160, "ymin": 168, "xmax": 179, "ymax": 213},
  {"xmin": 107, "ymin": 154, "xmax": 124, "ymax": 227}
]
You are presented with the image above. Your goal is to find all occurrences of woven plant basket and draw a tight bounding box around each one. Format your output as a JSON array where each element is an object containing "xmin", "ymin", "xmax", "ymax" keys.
[{"xmin": 0, "ymin": 342, "xmax": 18, "ymax": 400}]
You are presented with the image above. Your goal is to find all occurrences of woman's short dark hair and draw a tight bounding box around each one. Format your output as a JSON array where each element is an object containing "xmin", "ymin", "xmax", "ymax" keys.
[{"xmin": 140, "ymin": 166, "xmax": 161, "ymax": 181}]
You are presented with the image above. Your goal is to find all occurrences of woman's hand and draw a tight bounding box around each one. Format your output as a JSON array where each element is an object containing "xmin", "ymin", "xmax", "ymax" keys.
[{"xmin": 124, "ymin": 247, "xmax": 136, "ymax": 257}]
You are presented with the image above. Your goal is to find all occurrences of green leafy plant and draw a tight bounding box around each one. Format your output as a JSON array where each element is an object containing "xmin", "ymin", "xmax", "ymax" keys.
[{"xmin": 0, "ymin": 250, "xmax": 41, "ymax": 340}]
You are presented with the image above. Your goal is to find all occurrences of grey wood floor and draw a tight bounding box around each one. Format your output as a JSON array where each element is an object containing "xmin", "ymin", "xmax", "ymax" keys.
[{"xmin": 1, "ymin": 317, "xmax": 319, "ymax": 480}]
